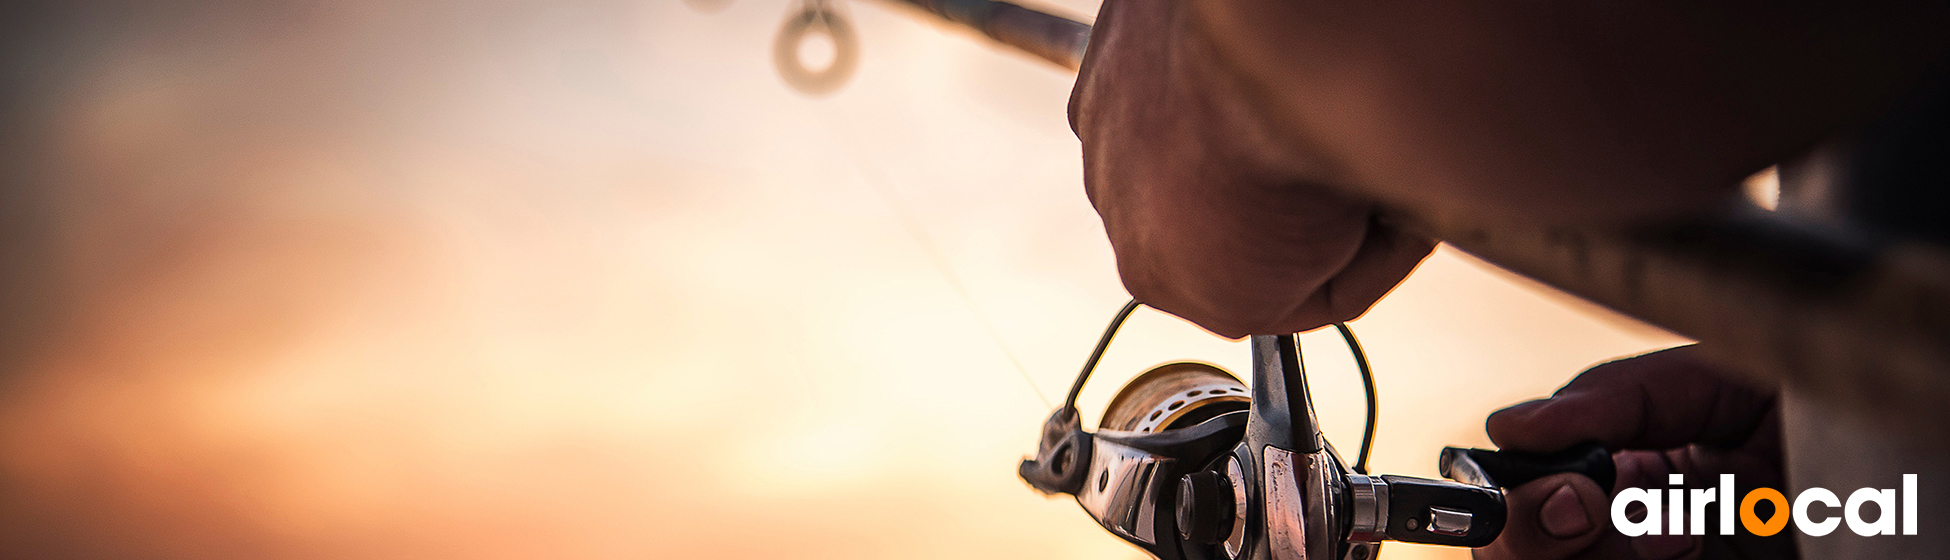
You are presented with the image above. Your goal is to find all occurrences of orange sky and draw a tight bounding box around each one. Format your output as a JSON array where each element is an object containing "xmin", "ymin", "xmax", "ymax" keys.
[{"xmin": 0, "ymin": 1, "xmax": 1684, "ymax": 558}]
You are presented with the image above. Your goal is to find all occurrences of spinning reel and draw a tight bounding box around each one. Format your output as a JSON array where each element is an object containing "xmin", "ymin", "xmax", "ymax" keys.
[{"xmin": 1020, "ymin": 302, "xmax": 1615, "ymax": 560}]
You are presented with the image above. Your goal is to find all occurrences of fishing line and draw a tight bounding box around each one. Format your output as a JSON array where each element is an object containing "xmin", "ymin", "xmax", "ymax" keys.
[
  {"xmin": 865, "ymin": 166, "xmax": 1051, "ymax": 408},
  {"xmin": 815, "ymin": 118, "xmax": 1053, "ymax": 408}
]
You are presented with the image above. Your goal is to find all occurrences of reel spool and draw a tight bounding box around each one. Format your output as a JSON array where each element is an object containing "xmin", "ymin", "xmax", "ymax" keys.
[{"xmin": 1101, "ymin": 363, "xmax": 1249, "ymax": 435}]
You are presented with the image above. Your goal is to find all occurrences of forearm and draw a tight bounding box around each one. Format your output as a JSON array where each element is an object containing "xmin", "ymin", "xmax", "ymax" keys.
[{"xmin": 1184, "ymin": 0, "xmax": 1950, "ymax": 224}]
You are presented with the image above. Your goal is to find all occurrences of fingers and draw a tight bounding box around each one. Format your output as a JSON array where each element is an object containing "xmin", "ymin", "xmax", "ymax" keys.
[
  {"xmin": 1477, "ymin": 470, "xmax": 1711, "ymax": 560},
  {"xmin": 1112, "ymin": 189, "xmax": 1429, "ymax": 338},
  {"xmin": 1479, "ymin": 347, "xmax": 1784, "ymax": 560},
  {"xmin": 1473, "ymin": 473, "xmax": 1615, "ymax": 560},
  {"xmin": 1072, "ymin": 0, "xmax": 1433, "ymax": 338},
  {"xmin": 1084, "ymin": 71, "xmax": 1434, "ymax": 339},
  {"xmin": 1486, "ymin": 346, "xmax": 1776, "ymax": 454},
  {"xmin": 1284, "ymin": 217, "xmax": 1435, "ymax": 330}
]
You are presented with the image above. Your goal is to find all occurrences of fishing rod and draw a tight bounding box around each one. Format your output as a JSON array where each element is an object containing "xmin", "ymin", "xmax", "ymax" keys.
[
  {"xmin": 876, "ymin": 0, "xmax": 1089, "ymax": 69},
  {"xmin": 813, "ymin": 0, "xmax": 1950, "ymax": 436},
  {"xmin": 765, "ymin": 0, "xmax": 1086, "ymax": 94},
  {"xmin": 804, "ymin": 9, "xmax": 1622, "ymax": 559},
  {"xmin": 747, "ymin": 0, "xmax": 1950, "ymax": 557}
]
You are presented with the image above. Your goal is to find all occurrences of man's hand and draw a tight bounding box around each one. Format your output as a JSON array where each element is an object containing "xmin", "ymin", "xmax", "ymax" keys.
[
  {"xmin": 1073, "ymin": 0, "xmax": 1950, "ymax": 338},
  {"xmin": 1070, "ymin": 0, "xmax": 1434, "ymax": 337},
  {"xmin": 1476, "ymin": 347, "xmax": 1795, "ymax": 560}
]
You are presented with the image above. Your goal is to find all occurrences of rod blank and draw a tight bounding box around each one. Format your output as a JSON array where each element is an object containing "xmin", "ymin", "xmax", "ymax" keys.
[{"xmin": 889, "ymin": 0, "xmax": 1089, "ymax": 69}]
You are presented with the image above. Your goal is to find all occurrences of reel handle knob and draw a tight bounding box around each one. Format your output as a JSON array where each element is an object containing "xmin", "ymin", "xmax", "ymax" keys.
[{"xmin": 1438, "ymin": 442, "xmax": 1617, "ymax": 493}]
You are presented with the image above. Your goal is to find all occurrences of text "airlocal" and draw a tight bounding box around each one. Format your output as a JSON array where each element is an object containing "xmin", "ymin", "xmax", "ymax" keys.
[{"xmin": 1612, "ymin": 474, "xmax": 1918, "ymax": 537}]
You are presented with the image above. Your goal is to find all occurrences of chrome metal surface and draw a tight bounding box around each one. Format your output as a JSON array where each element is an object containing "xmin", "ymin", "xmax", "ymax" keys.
[
  {"xmin": 1301, "ymin": 452, "xmax": 1337, "ymax": 560},
  {"xmin": 1223, "ymin": 456, "xmax": 1249, "ymax": 558},
  {"xmin": 1344, "ymin": 474, "xmax": 1389, "ymax": 542},
  {"xmin": 1428, "ymin": 507, "xmax": 1473, "ymax": 537},
  {"xmin": 1263, "ymin": 447, "xmax": 1307, "ymax": 560},
  {"xmin": 1135, "ymin": 459, "xmax": 1161, "ymax": 544},
  {"xmin": 1076, "ymin": 439, "xmax": 1169, "ymax": 544}
]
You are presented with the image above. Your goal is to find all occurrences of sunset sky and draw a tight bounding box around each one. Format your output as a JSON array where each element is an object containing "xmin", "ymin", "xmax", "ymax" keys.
[{"xmin": 0, "ymin": 1, "xmax": 1685, "ymax": 558}]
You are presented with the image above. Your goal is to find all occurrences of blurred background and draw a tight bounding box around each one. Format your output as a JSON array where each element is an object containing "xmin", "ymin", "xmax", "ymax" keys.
[{"xmin": 0, "ymin": 1, "xmax": 1684, "ymax": 558}]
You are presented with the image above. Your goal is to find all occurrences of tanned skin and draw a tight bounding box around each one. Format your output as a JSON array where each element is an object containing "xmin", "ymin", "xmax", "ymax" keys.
[{"xmin": 1072, "ymin": 2, "xmax": 1950, "ymax": 558}]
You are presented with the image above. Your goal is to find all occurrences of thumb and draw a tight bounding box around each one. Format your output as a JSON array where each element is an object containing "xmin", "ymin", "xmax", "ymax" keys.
[{"xmin": 1474, "ymin": 473, "xmax": 1615, "ymax": 560}]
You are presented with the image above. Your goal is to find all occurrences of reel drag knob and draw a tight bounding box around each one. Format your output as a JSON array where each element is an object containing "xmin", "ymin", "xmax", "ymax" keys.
[{"xmin": 1175, "ymin": 470, "xmax": 1234, "ymax": 544}]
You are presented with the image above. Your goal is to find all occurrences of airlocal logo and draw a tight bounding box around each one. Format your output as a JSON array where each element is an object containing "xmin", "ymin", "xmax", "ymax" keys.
[{"xmin": 1611, "ymin": 474, "xmax": 1918, "ymax": 537}]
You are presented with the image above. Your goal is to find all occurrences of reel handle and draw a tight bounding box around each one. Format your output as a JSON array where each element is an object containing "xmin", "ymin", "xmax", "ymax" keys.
[
  {"xmin": 1438, "ymin": 442, "xmax": 1617, "ymax": 493},
  {"xmin": 1377, "ymin": 476, "xmax": 1507, "ymax": 547},
  {"xmin": 1361, "ymin": 443, "xmax": 1616, "ymax": 548}
]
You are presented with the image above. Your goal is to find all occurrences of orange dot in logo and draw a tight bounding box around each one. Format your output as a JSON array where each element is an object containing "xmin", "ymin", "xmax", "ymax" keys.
[{"xmin": 1740, "ymin": 487, "xmax": 1790, "ymax": 536}]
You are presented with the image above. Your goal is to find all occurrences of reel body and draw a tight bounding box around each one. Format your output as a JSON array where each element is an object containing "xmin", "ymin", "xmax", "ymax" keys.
[{"xmin": 1021, "ymin": 317, "xmax": 1525, "ymax": 560}]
